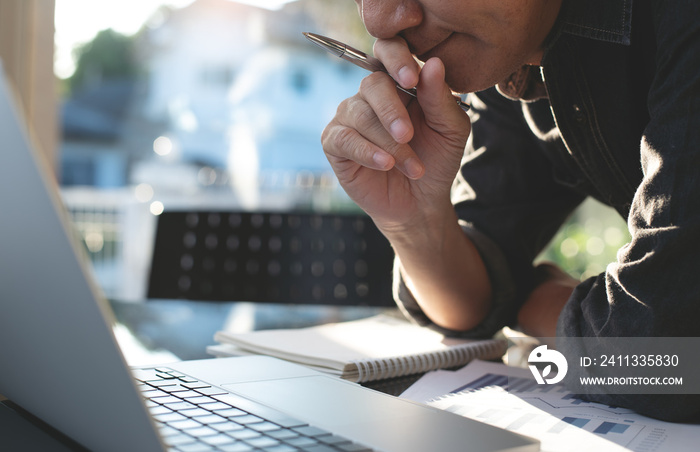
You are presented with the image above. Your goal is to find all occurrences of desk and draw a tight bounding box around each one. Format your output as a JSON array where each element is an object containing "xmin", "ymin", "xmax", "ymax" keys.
[
  {"xmin": 108, "ymin": 299, "xmax": 390, "ymax": 365},
  {"xmin": 109, "ymin": 299, "xmax": 423, "ymax": 395},
  {"xmin": 0, "ymin": 301, "xmax": 394, "ymax": 396}
]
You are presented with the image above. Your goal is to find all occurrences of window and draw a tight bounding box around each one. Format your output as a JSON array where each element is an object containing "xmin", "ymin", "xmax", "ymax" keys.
[{"xmin": 53, "ymin": 0, "xmax": 369, "ymax": 299}]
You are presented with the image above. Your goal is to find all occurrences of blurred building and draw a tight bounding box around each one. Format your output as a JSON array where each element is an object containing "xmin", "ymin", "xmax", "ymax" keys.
[
  {"xmin": 58, "ymin": 0, "xmax": 369, "ymax": 299},
  {"xmin": 60, "ymin": 79, "xmax": 133, "ymax": 187},
  {"xmin": 135, "ymin": 0, "xmax": 366, "ymax": 198}
]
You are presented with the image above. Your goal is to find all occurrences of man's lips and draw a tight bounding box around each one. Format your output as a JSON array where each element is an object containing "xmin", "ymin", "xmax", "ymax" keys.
[{"xmin": 413, "ymin": 33, "xmax": 454, "ymax": 62}]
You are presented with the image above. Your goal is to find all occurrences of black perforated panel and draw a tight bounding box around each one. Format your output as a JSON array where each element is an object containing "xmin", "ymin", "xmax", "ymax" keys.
[{"xmin": 147, "ymin": 211, "xmax": 396, "ymax": 306}]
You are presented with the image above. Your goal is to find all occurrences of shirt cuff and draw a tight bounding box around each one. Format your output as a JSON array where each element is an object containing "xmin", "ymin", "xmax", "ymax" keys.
[{"xmin": 392, "ymin": 221, "xmax": 519, "ymax": 338}]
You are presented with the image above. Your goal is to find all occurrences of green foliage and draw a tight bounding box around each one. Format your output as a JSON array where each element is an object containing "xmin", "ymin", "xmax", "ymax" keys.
[
  {"xmin": 69, "ymin": 29, "xmax": 138, "ymax": 93},
  {"xmin": 537, "ymin": 199, "xmax": 631, "ymax": 280}
]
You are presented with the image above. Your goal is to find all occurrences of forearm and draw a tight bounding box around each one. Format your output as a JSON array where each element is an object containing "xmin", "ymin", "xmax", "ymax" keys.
[
  {"xmin": 380, "ymin": 203, "xmax": 492, "ymax": 332},
  {"xmin": 517, "ymin": 263, "xmax": 577, "ymax": 338}
]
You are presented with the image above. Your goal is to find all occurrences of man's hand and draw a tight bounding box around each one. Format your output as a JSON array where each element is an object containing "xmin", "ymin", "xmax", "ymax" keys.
[
  {"xmin": 321, "ymin": 38, "xmax": 491, "ymax": 332},
  {"xmin": 321, "ymin": 38, "xmax": 470, "ymax": 234}
]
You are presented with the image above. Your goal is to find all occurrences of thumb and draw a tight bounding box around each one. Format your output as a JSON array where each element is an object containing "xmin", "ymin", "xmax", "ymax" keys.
[{"xmin": 415, "ymin": 58, "xmax": 470, "ymax": 134}]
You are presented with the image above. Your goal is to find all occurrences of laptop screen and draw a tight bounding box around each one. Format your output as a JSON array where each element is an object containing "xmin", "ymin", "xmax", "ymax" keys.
[{"xmin": 0, "ymin": 62, "xmax": 164, "ymax": 452}]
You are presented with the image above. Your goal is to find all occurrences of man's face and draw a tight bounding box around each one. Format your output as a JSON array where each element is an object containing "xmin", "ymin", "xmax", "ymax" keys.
[{"xmin": 355, "ymin": 0, "xmax": 562, "ymax": 93}]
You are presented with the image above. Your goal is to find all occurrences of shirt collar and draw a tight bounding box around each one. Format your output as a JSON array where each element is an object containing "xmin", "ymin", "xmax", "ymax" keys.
[
  {"xmin": 495, "ymin": 0, "xmax": 634, "ymax": 101},
  {"xmin": 557, "ymin": 0, "xmax": 633, "ymax": 45}
]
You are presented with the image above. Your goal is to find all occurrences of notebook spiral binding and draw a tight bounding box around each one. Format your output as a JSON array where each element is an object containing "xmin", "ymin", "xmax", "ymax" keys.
[{"xmin": 351, "ymin": 340, "xmax": 507, "ymax": 383}]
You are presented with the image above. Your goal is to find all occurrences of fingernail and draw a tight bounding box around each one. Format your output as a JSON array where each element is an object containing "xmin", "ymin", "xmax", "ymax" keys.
[
  {"xmin": 390, "ymin": 119, "xmax": 410, "ymax": 143},
  {"xmin": 373, "ymin": 152, "xmax": 394, "ymax": 170},
  {"xmin": 404, "ymin": 157, "xmax": 424, "ymax": 179},
  {"xmin": 397, "ymin": 66, "xmax": 416, "ymax": 88}
]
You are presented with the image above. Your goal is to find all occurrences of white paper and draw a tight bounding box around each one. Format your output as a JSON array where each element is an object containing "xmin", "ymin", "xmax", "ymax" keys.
[{"xmin": 401, "ymin": 360, "xmax": 700, "ymax": 452}]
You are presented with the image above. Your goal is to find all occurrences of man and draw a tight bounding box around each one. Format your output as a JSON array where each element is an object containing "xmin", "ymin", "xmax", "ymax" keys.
[{"xmin": 322, "ymin": 0, "xmax": 700, "ymax": 421}]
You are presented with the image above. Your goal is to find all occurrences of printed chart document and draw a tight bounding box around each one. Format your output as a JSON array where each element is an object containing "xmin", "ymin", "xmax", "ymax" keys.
[
  {"xmin": 401, "ymin": 360, "xmax": 700, "ymax": 452},
  {"xmin": 209, "ymin": 314, "xmax": 506, "ymax": 383}
]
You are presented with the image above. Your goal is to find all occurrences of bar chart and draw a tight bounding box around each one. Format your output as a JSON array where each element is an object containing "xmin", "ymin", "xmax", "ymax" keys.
[{"xmin": 426, "ymin": 361, "xmax": 698, "ymax": 452}]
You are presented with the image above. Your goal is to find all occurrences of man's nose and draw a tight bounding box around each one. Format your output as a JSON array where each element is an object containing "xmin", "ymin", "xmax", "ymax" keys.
[{"xmin": 360, "ymin": 0, "xmax": 423, "ymax": 39}]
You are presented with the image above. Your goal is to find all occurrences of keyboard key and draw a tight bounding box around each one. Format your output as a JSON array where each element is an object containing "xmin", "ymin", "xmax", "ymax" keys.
[
  {"xmin": 149, "ymin": 405, "xmax": 172, "ymax": 416},
  {"xmin": 147, "ymin": 379, "xmax": 180, "ymax": 388},
  {"xmin": 264, "ymin": 445, "xmax": 298, "ymax": 452},
  {"xmin": 197, "ymin": 402, "xmax": 231, "ymax": 411},
  {"xmin": 194, "ymin": 386, "xmax": 228, "ymax": 396},
  {"xmin": 201, "ymin": 434, "xmax": 235, "ymax": 446},
  {"xmin": 164, "ymin": 401, "xmax": 197, "ymax": 411},
  {"xmin": 336, "ymin": 443, "xmax": 373, "ymax": 452},
  {"xmin": 175, "ymin": 443, "xmax": 214, "ymax": 452},
  {"xmin": 156, "ymin": 372, "xmax": 178, "ymax": 380},
  {"xmin": 179, "ymin": 408, "xmax": 211, "ymax": 418},
  {"xmin": 302, "ymin": 445, "xmax": 339, "ymax": 452},
  {"xmin": 228, "ymin": 428, "xmax": 261, "ymax": 441},
  {"xmin": 284, "ymin": 436, "xmax": 320, "ymax": 448},
  {"xmin": 248, "ymin": 421, "xmax": 282, "ymax": 433},
  {"xmin": 158, "ymin": 425, "xmax": 181, "ymax": 437},
  {"xmin": 182, "ymin": 381, "xmax": 211, "ymax": 389},
  {"xmin": 163, "ymin": 434, "xmax": 197, "ymax": 446},
  {"xmin": 213, "ymin": 408, "xmax": 247, "ymax": 418},
  {"xmin": 244, "ymin": 436, "xmax": 280, "ymax": 448},
  {"xmin": 192, "ymin": 414, "xmax": 227, "ymax": 425},
  {"xmin": 154, "ymin": 412, "xmax": 187, "ymax": 423},
  {"xmin": 266, "ymin": 429, "xmax": 299, "ymax": 441},
  {"xmin": 319, "ymin": 435, "xmax": 352, "ymax": 446},
  {"xmin": 151, "ymin": 395, "xmax": 182, "ymax": 405},
  {"xmin": 293, "ymin": 426, "xmax": 331, "ymax": 437},
  {"xmin": 229, "ymin": 414, "xmax": 263, "ymax": 425},
  {"xmin": 210, "ymin": 422, "xmax": 245, "ymax": 433},
  {"xmin": 183, "ymin": 426, "xmax": 218, "ymax": 438},
  {"xmin": 219, "ymin": 443, "xmax": 255, "ymax": 452},
  {"xmin": 142, "ymin": 389, "xmax": 168, "ymax": 398},
  {"xmin": 185, "ymin": 396, "xmax": 216, "ymax": 405},
  {"xmin": 176, "ymin": 374, "xmax": 197, "ymax": 380},
  {"xmin": 174, "ymin": 390, "xmax": 202, "ymax": 399},
  {"xmin": 169, "ymin": 419, "xmax": 203, "ymax": 430},
  {"xmin": 161, "ymin": 384, "xmax": 191, "ymax": 394}
]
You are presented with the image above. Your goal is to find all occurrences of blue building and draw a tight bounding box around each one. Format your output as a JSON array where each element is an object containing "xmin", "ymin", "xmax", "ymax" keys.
[{"xmin": 138, "ymin": 0, "xmax": 367, "ymax": 196}]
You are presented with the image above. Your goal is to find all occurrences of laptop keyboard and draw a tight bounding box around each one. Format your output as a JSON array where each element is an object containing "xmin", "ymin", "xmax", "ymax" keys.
[{"xmin": 134, "ymin": 367, "xmax": 374, "ymax": 452}]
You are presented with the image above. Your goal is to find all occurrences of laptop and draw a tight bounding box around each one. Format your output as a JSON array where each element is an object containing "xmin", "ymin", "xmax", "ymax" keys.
[{"xmin": 0, "ymin": 63, "xmax": 539, "ymax": 452}]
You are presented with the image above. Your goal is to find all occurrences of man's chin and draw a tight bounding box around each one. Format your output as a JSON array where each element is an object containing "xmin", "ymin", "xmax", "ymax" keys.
[{"xmin": 445, "ymin": 73, "xmax": 495, "ymax": 95}]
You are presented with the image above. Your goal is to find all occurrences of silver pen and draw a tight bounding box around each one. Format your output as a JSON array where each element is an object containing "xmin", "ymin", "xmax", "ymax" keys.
[{"xmin": 303, "ymin": 32, "xmax": 470, "ymax": 111}]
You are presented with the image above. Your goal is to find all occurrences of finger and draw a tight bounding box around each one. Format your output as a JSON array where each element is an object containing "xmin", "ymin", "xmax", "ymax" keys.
[
  {"xmin": 322, "ymin": 120, "xmax": 395, "ymax": 173},
  {"xmin": 415, "ymin": 58, "xmax": 471, "ymax": 138},
  {"xmin": 360, "ymin": 71, "xmax": 414, "ymax": 144},
  {"xmin": 351, "ymin": 79, "xmax": 425, "ymax": 179},
  {"xmin": 373, "ymin": 37, "xmax": 421, "ymax": 90}
]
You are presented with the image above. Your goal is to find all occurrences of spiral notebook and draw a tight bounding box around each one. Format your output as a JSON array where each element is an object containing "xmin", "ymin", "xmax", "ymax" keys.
[{"xmin": 209, "ymin": 314, "xmax": 507, "ymax": 383}]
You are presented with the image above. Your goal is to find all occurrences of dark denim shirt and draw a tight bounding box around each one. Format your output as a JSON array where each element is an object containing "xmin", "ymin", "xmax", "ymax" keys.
[{"xmin": 394, "ymin": 0, "xmax": 700, "ymax": 421}]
